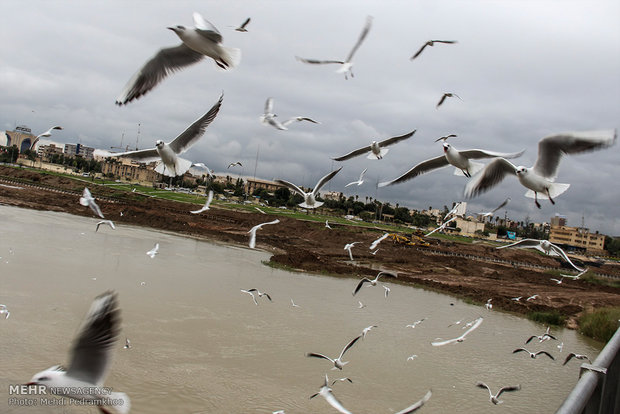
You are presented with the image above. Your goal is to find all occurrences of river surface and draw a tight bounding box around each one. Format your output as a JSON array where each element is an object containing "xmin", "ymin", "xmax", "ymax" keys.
[{"xmin": 0, "ymin": 205, "xmax": 602, "ymax": 413}]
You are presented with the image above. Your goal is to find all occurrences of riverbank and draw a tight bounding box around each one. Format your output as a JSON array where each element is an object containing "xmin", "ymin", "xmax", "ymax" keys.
[{"xmin": 1, "ymin": 165, "xmax": 618, "ymax": 332}]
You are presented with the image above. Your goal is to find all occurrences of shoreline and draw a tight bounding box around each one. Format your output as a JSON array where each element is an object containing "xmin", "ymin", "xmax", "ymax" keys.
[{"xmin": 1, "ymin": 165, "xmax": 619, "ymax": 333}]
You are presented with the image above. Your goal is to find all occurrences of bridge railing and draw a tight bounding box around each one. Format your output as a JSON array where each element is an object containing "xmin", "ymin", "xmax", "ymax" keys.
[{"xmin": 556, "ymin": 326, "xmax": 620, "ymax": 414}]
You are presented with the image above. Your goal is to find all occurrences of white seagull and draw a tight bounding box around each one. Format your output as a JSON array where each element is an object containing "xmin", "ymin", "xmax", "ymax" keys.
[
  {"xmin": 344, "ymin": 168, "xmax": 368, "ymax": 187},
  {"xmin": 431, "ymin": 317, "xmax": 483, "ymax": 346},
  {"xmin": 306, "ymin": 334, "xmax": 362, "ymax": 370},
  {"xmin": 248, "ymin": 219, "xmax": 280, "ymax": 249},
  {"xmin": 361, "ymin": 325, "xmax": 377, "ymax": 339},
  {"xmin": 146, "ymin": 243, "xmax": 159, "ymax": 258},
  {"xmin": 116, "ymin": 13, "xmax": 239, "ymax": 105},
  {"xmin": 30, "ymin": 126, "xmax": 63, "ymax": 150},
  {"xmin": 235, "ymin": 17, "xmax": 251, "ymax": 32},
  {"xmin": 95, "ymin": 220, "xmax": 116, "ymax": 232},
  {"xmin": 464, "ymin": 130, "xmax": 617, "ymax": 208},
  {"xmin": 379, "ymin": 143, "xmax": 524, "ymax": 186},
  {"xmin": 79, "ymin": 188, "xmax": 104, "ymax": 219},
  {"xmin": 309, "ymin": 375, "xmax": 353, "ymax": 414},
  {"xmin": 332, "ymin": 130, "xmax": 416, "ymax": 161},
  {"xmin": 369, "ymin": 232, "xmax": 390, "ymax": 250},
  {"xmin": 476, "ymin": 382, "xmax": 521, "ymax": 405},
  {"xmin": 105, "ymin": 94, "xmax": 223, "ymax": 177},
  {"xmin": 478, "ymin": 197, "xmax": 511, "ymax": 218},
  {"xmin": 296, "ymin": 16, "xmax": 373, "ymax": 80},
  {"xmin": 352, "ymin": 271, "xmax": 397, "ymax": 295},
  {"xmin": 485, "ymin": 299, "xmax": 493, "ymax": 311},
  {"xmin": 123, "ymin": 338, "xmax": 131, "ymax": 350},
  {"xmin": 512, "ymin": 348, "xmax": 555, "ymax": 360},
  {"xmin": 497, "ymin": 239, "xmax": 584, "ymax": 272},
  {"xmin": 383, "ymin": 285, "xmax": 391, "ymax": 298},
  {"xmin": 188, "ymin": 162, "xmax": 215, "ymax": 179},
  {"xmin": 190, "ymin": 190, "xmax": 214, "ymax": 214},
  {"xmin": 563, "ymin": 353, "xmax": 591, "ymax": 365},
  {"xmin": 411, "ymin": 40, "xmax": 457, "ymax": 60},
  {"xmin": 443, "ymin": 202, "xmax": 462, "ymax": 221},
  {"xmin": 325, "ymin": 220, "xmax": 332, "ymax": 229},
  {"xmin": 290, "ymin": 299, "xmax": 300, "ymax": 308},
  {"xmin": 358, "ymin": 301, "xmax": 366, "ymax": 309},
  {"xmin": 344, "ymin": 242, "xmax": 361, "ymax": 260},
  {"xmin": 550, "ymin": 276, "xmax": 564, "ymax": 285},
  {"xmin": 436, "ymin": 93, "xmax": 462, "ymax": 108},
  {"xmin": 227, "ymin": 161, "xmax": 243, "ymax": 169},
  {"xmin": 26, "ymin": 291, "xmax": 130, "ymax": 413},
  {"xmin": 240, "ymin": 289, "xmax": 272, "ymax": 305},
  {"xmin": 424, "ymin": 216, "xmax": 457, "ymax": 237},
  {"xmin": 406, "ymin": 318, "xmax": 426, "ymax": 328},
  {"xmin": 260, "ymin": 97, "xmax": 320, "ymax": 131},
  {"xmin": 525, "ymin": 327, "xmax": 557, "ymax": 344},
  {"xmin": 0, "ymin": 304, "xmax": 9, "ymax": 319},
  {"xmin": 434, "ymin": 134, "xmax": 457, "ymax": 143},
  {"xmin": 560, "ymin": 268, "xmax": 588, "ymax": 280},
  {"xmin": 275, "ymin": 168, "xmax": 342, "ymax": 209}
]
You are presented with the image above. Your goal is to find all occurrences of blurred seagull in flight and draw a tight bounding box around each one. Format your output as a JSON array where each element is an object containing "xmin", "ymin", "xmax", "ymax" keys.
[
  {"xmin": 105, "ymin": 94, "xmax": 223, "ymax": 177},
  {"xmin": 550, "ymin": 276, "xmax": 564, "ymax": 285},
  {"xmin": 0, "ymin": 304, "xmax": 9, "ymax": 319},
  {"xmin": 296, "ymin": 16, "xmax": 373, "ymax": 80},
  {"xmin": 476, "ymin": 382, "xmax": 520, "ymax": 405},
  {"xmin": 344, "ymin": 242, "xmax": 361, "ymax": 261},
  {"xmin": 425, "ymin": 216, "xmax": 457, "ymax": 237},
  {"xmin": 79, "ymin": 188, "xmax": 104, "ymax": 219},
  {"xmin": 275, "ymin": 168, "xmax": 342, "ymax": 209},
  {"xmin": 464, "ymin": 130, "xmax": 617, "ymax": 208},
  {"xmin": 411, "ymin": 40, "xmax": 457, "ymax": 60},
  {"xmin": 30, "ymin": 126, "xmax": 63, "ymax": 150},
  {"xmin": 443, "ymin": 202, "xmax": 462, "ymax": 221},
  {"xmin": 525, "ymin": 327, "xmax": 556, "ymax": 344},
  {"xmin": 563, "ymin": 353, "xmax": 591, "ymax": 365},
  {"xmin": 123, "ymin": 338, "xmax": 131, "ymax": 350},
  {"xmin": 227, "ymin": 161, "xmax": 243, "ymax": 169},
  {"xmin": 248, "ymin": 219, "xmax": 280, "ymax": 249},
  {"xmin": 309, "ymin": 374, "xmax": 352, "ymax": 414},
  {"xmin": 361, "ymin": 325, "xmax": 377, "ymax": 339},
  {"xmin": 190, "ymin": 190, "xmax": 213, "ymax": 214},
  {"xmin": 240, "ymin": 289, "xmax": 272, "ymax": 305},
  {"xmin": 331, "ymin": 377, "xmax": 353, "ymax": 386},
  {"xmin": 325, "ymin": 220, "xmax": 332, "ymax": 229},
  {"xmin": 332, "ymin": 130, "xmax": 416, "ymax": 161},
  {"xmin": 434, "ymin": 134, "xmax": 457, "ymax": 143},
  {"xmin": 235, "ymin": 17, "xmax": 251, "ymax": 32},
  {"xmin": 306, "ymin": 334, "xmax": 362, "ymax": 370},
  {"xmin": 497, "ymin": 239, "xmax": 584, "ymax": 272},
  {"xmin": 431, "ymin": 317, "xmax": 483, "ymax": 346},
  {"xmin": 26, "ymin": 291, "xmax": 130, "ymax": 413},
  {"xmin": 116, "ymin": 13, "xmax": 240, "ymax": 105},
  {"xmin": 478, "ymin": 198, "xmax": 511, "ymax": 218},
  {"xmin": 369, "ymin": 232, "xmax": 389, "ymax": 250},
  {"xmin": 436, "ymin": 93, "xmax": 462, "ymax": 108},
  {"xmin": 290, "ymin": 299, "xmax": 300, "ymax": 308},
  {"xmin": 146, "ymin": 243, "xmax": 159, "ymax": 258},
  {"xmin": 260, "ymin": 97, "xmax": 320, "ymax": 131},
  {"xmin": 95, "ymin": 220, "xmax": 115, "ymax": 232},
  {"xmin": 379, "ymin": 143, "xmax": 524, "ymax": 187},
  {"xmin": 352, "ymin": 271, "xmax": 397, "ymax": 296},
  {"xmin": 512, "ymin": 348, "xmax": 555, "ymax": 360},
  {"xmin": 383, "ymin": 285, "xmax": 391, "ymax": 298},
  {"xmin": 560, "ymin": 268, "xmax": 588, "ymax": 280},
  {"xmin": 526, "ymin": 294, "xmax": 539, "ymax": 301},
  {"xmin": 406, "ymin": 318, "xmax": 426, "ymax": 328},
  {"xmin": 344, "ymin": 168, "xmax": 367, "ymax": 187}
]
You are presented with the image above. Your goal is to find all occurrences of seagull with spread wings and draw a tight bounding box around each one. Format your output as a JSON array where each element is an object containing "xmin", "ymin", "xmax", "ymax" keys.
[
  {"xmin": 30, "ymin": 126, "xmax": 63, "ymax": 150},
  {"xmin": 306, "ymin": 334, "xmax": 362, "ymax": 370},
  {"xmin": 476, "ymin": 382, "xmax": 520, "ymax": 405},
  {"xmin": 411, "ymin": 40, "xmax": 457, "ymax": 60},
  {"xmin": 478, "ymin": 197, "xmax": 511, "ymax": 218},
  {"xmin": 332, "ymin": 130, "xmax": 416, "ymax": 161},
  {"xmin": 235, "ymin": 17, "xmax": 251, "ymax": 32},
  {"xmin": 260, "ymin": 97, "xmax": 320, "ymax": 131},
  {"xmin": 274, "ymin": 168, "xmax": 342, "ymax": 209},
  {"xmin": 190, "ymin": 190, "xmax": 213, "ymax": 214},
  {"xmin": 344, "ymin": 168, "xmax": 367, "ymax": 187},
  {"xmin": 248, "ymin": 219, "xmax": 280, "ymax": 249},
  {"xmin": 497, "ymin": 239, "xmax": 584, "ymax": 272},
  {"xmin": 352, "ymin": 271, "xmax": 397, "ymax": 296}
]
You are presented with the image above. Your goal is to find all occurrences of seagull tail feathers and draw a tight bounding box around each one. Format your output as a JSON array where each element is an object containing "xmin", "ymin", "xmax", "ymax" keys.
[
  {"xmin": 524, "ymin": 183, "xmax": 570, "ymax": 199},
  {"xmin": 299, "ymin": 201, "xmax": 323, "ymax": 209},
  {"xmin": 109, "ymin": 392, "xmax": 130, "ymax": 414},
  {"xmin": 219, "ymin": 47, "xmax": 242, "ymax": 69},
  {"xmin": 367, "ymin": 148, "xmax": 389, "ymax": 159}
]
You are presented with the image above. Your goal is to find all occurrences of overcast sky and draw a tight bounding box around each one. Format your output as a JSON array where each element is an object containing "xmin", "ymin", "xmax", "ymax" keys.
[{"xmin": 1, "ymin": 1, "xmax": 618, "ymax": 235}]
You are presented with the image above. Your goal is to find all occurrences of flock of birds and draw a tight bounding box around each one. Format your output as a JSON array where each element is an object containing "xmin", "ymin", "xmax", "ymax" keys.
[{"xmin": 16, "ymin": 10, "xmax": 614, "ymax": 414}]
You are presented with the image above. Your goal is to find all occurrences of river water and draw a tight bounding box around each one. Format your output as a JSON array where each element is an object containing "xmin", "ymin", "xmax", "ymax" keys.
[{"xmin": 0, "ymin": 205, "xmax": 602, "ymax": 413}]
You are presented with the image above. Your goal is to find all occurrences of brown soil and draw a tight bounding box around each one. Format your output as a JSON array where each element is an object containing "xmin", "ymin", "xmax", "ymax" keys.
[{"xmin": 1, "ymin": 165, "xmax": 619, "ymax": 329}]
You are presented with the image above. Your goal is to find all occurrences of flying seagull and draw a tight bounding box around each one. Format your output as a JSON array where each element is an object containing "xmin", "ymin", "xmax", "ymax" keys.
[
  {"xmin": 0, "ymin": 304, "xmax": 9, "ymax": 319},
  {"xmin": 383, "ymin": 285, "xmax": 391, "ymax": 298},
  {"xmin": 306, "ymin": 334, "xmax": 362, "ymax": 370},
  {"xmin": 443, "ymin": 202, "xmax": 462, "ymax": 221},
  {"xmin": 235, "ymin": 17, "xmax": 251, "ymax": 32},
  {"xmin": 190, "ymin": 190, "xmax": 214, "ymax": 214},
  {"xmin": 526, "ymin": 294, "xmax": 539, "ymax": 301},
  {"xmin": 260, "ymin": 97, "xmax": 320, "ymax": 131},
  {"xmin": 563, "ymin": 353, "xmax": 591, "ymax": 365},
  {"xmin": 227, "ymin": 161, "xmax": 243, "ymax": 169},
  {"xmin": 431, "ymin": 317, "xmax": 483, "ymax": 346},
  {"xmin": 550, "ymin": 276, "xmax": 564, "ymax": 285},
  {"xmin": 560, "ymin": 268, "xmax": 588, "ymax": 280},
  {"xmin": 424, "ymin": 216, "xmax": 457, "ymax": 237},
  {"xmin": 344, "ymin": 168, "xmax": 367, "ymax": 187},
  {"xmin": 104, "ymin": 94, "xmax": 223, "ymax": 177},
  {"xmin": 406, "ymin": 318, "xmax": 426, "ymax": 328},
  {"xmin": 485, "ymin": 298, "xmax": 493, "ymax": 311},
  {"xmin": 379, "ymin": 143, "xmax": 524, "ymax": 186},
  {"xmin": 361, "ymin": 325, "xmax": 377, "ymax": 339},
  {"xmin": 436, "ymin": 93, "xmax": 462, "ymax": 108},
  {"xmin": 369, "ymin": 233, "xmax": 390, "ymax": 250},
  {"xmin": 95, "ymin": 220, "xmax": 116, "ymax": 232},
  {"xmin": 116, "ymin": 13, "xmax": 240, "ymax": 105},
  {"xmin": 512, "ymin": 348, "xmax": 555, "ymax": 360},
  {"xmin": 464, "ymin": 130, "xmax": 617, "ymax": 208},
  {"xmin": 240, "ymin": 289, "xmax": 272, "ymax": 305},
  {"xmin": 248, "ymin": 219, "xmax": 280, "ymax": 249},
  {"xmin": 411, "ymin": 40, "xmax": 457, "ymax": 60},
  {"xmin": 325, "ymin": 220, "xmax": 332, "ymax": 229},
  {"xmin": 309, "ymin": 374, "xmax": 352, "ymax": 414},
  {"xmin": 30, "ymin": 126, "xmax": 63, "ymax": 150},
  {"xmin": 434, "ymin": 134, "xmax": 457, "ymax": 143},
  {"xmin": 476, "ymin": 382, "xmax": 521, "ymax": 405},
  {"xmin": 296, "ymin": 16, "xmax": 373, "ymax": 80},
  {"xmin": 332, "ymin": 130, "xmax": 416, "ymax": 161},
  {"xmin": 26, "ymin": 291, "xmax": 130, "ymax": 413},
  {"xmin": 344, "ymin": 242, "xmax": 361, "ymax": 261},
  {"xmin": 274, "ymin": 167, "xmax": 342, "ymax": 209},
  {"xmin": 331, "ymin": 377, "xmax": 353, "ymax": 386},
  {"xmin": 188, "ymin": 162, "xmax": 215, "ymax": 179},
  {"xmin": 525, "ymin": 327, "xmax": 556, "ymax": 344},
  {"xmin": 123, "ymin": 338, "xmax": 131, "ymax": 350},
  {"xmin": 497, "ymin": 239, "xmax": 584, "ymax": 272},
  {"xmin": 79, "ymin": 188, "xmax": 104, "ymax": 219},
  {"xmin": 352, "ymin": 271, "xmax": 397, "ymax": 296},
  {"xmin": 146, "ymin": 243, "xmax": 159, "ymax": 258},
  {"xmin": 478, "ymin": 197, "xmax": 511, "ymax": 218}
]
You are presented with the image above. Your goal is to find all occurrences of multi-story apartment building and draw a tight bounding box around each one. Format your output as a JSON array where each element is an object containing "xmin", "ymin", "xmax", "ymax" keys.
[
  {"xmin": 64, "ymin": 143, "xmax": 95, "ymax": 160},
  {"xmin": 549, "ymin": 225, "xmax": 606, "ymax": 254},
  {"xmin": 100, "ymin": 158, "xmax": 160, "ymax": 183}
]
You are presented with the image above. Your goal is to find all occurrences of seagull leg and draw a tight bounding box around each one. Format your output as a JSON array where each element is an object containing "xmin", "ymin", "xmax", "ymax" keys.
[
  {"xmin": 534, "ymin": 192, "xmax": 541, "ymax": 209},
  {"xmin": 463, "ymin": 169, "xmax": 471, "ymax": 178},
  {"xmin": 546, "ymin": 188, "xmax": 556, "ymax": 205}
]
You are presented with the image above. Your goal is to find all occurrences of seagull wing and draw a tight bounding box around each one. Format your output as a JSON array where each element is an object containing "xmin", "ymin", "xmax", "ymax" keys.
[
  {"xmin": 281, "ymin": 116, "xmax": 320, "ymax": 126},
  {"xmin": 345, "ymin": 15, "xmax": 373, "ymax": 62},
  {"xmin": 67, "ymin": 291, "xmax": 120, "ymax": 386},
  {"xmin": 192, "ymin": 12, "xmax": 223, "ymax": 43},
  {"xmin": 168, "ymin": 93, "xmax": 224, "ymax": 154},
  {"xmin": 264, "ymin": 97, "xmax": 274, "ymax": 115},
  {"xmin": 352, "ymin": 278, "xmax": 372, "ymax": 296},
  {"xmin": 476, "ymin": 382, "xmax": 493, "ymax": 397},
  {"xmin": 378, "ymin": 155, "xmax": 449, "ymax": 187},
  {"xmin": 460, "ymin": 317, "xmax": 483, "ymax": 339},
  {"xmin": 496, "ymin": 385, "xmax": 521, "ymax": 398},
  {"xmin": 312, "ymin": 167, "xmax": 343, "ymax": 196},
  {"xmin": 548, "ymin": 243, "xmax": 584, "ymax": 272},
  {"xmin": 525, "ymin": 336, "xmax": 536, "ymax": 345},
  {"xmin": 464, "ymin": 157, "xmax": 518, "ymax": 198},
  {"xmin": 536, "ymin": 351, "xmax": 555, "ymax": 360},
  {"xmin": 306, "ymin": 352, "xmax": 335, "ymax": 363},
  {"xmin": 436, "ymin": 94, "xmax": 448, "ymax": 108},
  {"xmin": 295, "ymin": 56, "xmax": 345, "ymax": 65},
  {"xmin": 332, "ymin": 145, "xmax": 373, "ymax": 161},
  {"xmin": 533, "ymin": 130, "xmax": 617, "ymax": 180},
  {"xmin": 431, "ymin": 337, "xmax": 458, "ymax": 346},
  {"xmin": 377, "ymin": 129, "xmax": 417, "ymax": 147},
  {"xmin": 105, "ymin": 147, "xmax": 160, "ymax": 162},
  {"xmin": 512, "ymin": 348, "xmax": 529, "ymax": 355},
  {"xmin": 491, "ymin": 197, "xmax": 511, "ymax": 213},
  {"xmin": 411, "ymin": 43, "xmax": 429, "ymax": 60},
  {"xmin": 274, "ymin": 179, "xmax": 306, "ymax": 197},
  {"xmin": 239, "ymin": 17, "xmax": 251, "ymax": 30},
  {"xmin": 205, "ymin": 190, "xmax": 214, "ymax": 208},
  {"xmin": 339, "ymin": 335, "xmax": 362, "ymax": 359},
  {"xmin": 322, "ymin": 388, "xmax": 353, "ymax": 414},
  {"xmin": 116, "ymin": 44, "xmax": 204, "ymax": 105},
  {"xmin": 394, "ymin": 389, "xmax": 432, "ymax": 414},
  {"xmin": 369, "ymin": 233, "xmax": 389, "ymax": 250},
  {"xmin": 459, "ymin": 148, "xmax": 525, "ymax": 160},
  {"xmin": 358, "ymin": 168, "xmax": 368, "ymax": 181}
]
